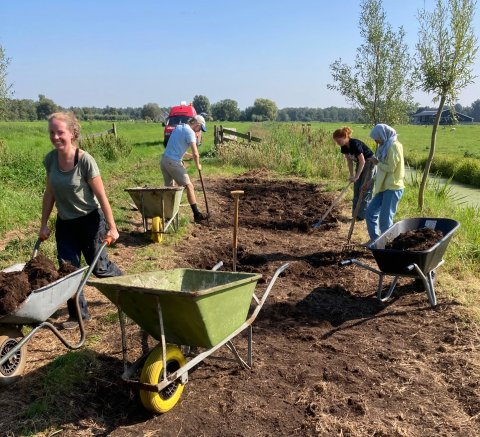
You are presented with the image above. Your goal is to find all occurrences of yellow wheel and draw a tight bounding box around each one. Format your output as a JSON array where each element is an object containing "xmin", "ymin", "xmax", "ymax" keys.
[
  {"xmin": 0, "ymin": 327, "xmax": 27, "ymax": 386},
  {"xmin": 139, "ymin": 344, "xmax": 186, "ymax": 413},
  {"xmin": 151, "ymin": 217, "xmax": 163, "ymax": 243}
]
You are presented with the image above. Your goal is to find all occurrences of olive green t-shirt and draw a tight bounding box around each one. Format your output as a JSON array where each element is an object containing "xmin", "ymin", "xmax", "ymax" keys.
[{"xmin": 43, "ymin": 149, "xmax": 100, "ymax": 220}]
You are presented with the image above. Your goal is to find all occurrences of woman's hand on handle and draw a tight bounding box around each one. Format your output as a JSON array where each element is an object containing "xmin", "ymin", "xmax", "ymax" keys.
[
  {"xmin": 39, "ymin": 225, "xmax": 51, "ymax": 241},
  {"xmin": 105, "ymin": 228, "xmax": 119, "ymax": 244}
]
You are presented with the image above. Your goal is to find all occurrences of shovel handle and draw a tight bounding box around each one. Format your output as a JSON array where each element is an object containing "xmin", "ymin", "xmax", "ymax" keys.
[{"xmin": 198, "ymin": 169, "xmax": 210, "ymax": 216}]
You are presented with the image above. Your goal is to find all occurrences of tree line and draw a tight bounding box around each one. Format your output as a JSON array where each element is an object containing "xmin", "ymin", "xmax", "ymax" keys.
[{"xmin": 1, "ymin": 93, "xmax": 479, "ymax": 124}]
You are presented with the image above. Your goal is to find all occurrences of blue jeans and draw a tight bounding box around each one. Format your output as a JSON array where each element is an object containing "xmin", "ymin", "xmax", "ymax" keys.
[
  {"xmin": 366, "ymin": 189, "xmax": 404, "ymax": 241},
  {"xmin": 55, "ymin": 209, "xmax": 123, "ymax": 320}
]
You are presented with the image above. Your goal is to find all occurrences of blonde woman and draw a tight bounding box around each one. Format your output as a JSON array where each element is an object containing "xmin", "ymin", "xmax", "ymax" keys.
[{"xmin": 39, "ymin": 112, "xmax": 122, "ymax": 328}]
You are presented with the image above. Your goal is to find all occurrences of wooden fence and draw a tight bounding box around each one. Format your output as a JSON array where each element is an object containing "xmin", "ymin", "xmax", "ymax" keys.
[
  {"xmin": 81, "ymin": 123, "xmax": 117, "ymax": 140},
  {"xmin": 214, "ymin": 125, "xmax": 262, "ymax": 146}
]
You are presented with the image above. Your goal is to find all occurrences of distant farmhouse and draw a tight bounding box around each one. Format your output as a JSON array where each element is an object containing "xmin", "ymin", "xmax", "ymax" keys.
[{"xmin": 411, "ymin": 108, "xmax": 474, "ymax": 125}]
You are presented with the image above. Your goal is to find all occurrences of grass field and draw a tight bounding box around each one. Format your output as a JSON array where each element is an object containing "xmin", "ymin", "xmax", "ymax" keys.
[{"xmin": 0, "ymin": 120, "xmax": 478, "ymax": 280}]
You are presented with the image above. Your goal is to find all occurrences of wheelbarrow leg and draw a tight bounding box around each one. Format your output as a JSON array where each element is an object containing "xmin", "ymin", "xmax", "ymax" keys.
[
  {"xmin": 410, "ymin": 263, "xmax": 438, "ymax": 307},
  {"xmin": 377, "ymin": 275, "xmax": 399, "ymax": 302},
  {"xmin": 118, "ymin": 303, "xmax": 129, "ymax": 374}
]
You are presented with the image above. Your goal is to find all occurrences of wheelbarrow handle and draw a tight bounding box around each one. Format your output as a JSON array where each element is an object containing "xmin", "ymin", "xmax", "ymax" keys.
[
  {"xmin": 74, "ymin": 237, "xmax": 114, "ymax": 295},
  {"xmin": 250, "ymin": 263, "xmax": 289, "ymax": 322}
]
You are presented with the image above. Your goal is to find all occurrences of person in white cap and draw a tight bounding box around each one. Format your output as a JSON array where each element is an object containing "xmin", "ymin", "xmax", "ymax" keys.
[{"xmin": 160, "ymin": 114, "xmax": 209, "ymax": 222}]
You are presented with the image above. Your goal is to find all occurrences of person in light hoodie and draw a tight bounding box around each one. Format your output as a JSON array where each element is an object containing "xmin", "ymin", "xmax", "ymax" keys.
[{"xmin": 365, "ymin": 123, "xmax": 405, "ymax": 244}]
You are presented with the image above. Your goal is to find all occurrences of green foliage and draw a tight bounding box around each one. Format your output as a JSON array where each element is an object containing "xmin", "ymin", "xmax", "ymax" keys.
[
  {"xmin": 79, "ymin": 134, "xmax": 132, "ymax": 161},
  {"xmin": 328, "ymin": 0, "xmax": 414, "ymax": 125},
  {"xmin": 414, "ymin": 0, "xmax": 478, "ymax": 210},
  {"xmin": 415, "ymin": 0, "xmax": 478, "ymax": 102},
  {"xmin": 0, "ymin": 44, "xmax": 12, "ymax": 120},
  {"xmin": 36, "ymin": 94, "xmax": 58, "ymax": 120},
  {"xmin": 140, "ymin": 102, "xmax": 163, "ymax": 122},
  {"xmin": 217, "ymin": 123, "xmax": 344, "ymax": 179},
  {"xmin": 193, "ymin": 95, "xmax": 211, "ymax": 117},
  {"xmin": 211, "ymin": 99, "xmax": 241, "ymax": 121},
  {"xmin": 252, "ymin": 98, "xmax": 278, "ymax": 121}
]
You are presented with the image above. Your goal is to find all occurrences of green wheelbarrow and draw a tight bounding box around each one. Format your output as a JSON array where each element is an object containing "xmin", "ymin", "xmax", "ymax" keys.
[
  {"xmin": 125, "ymin": 186, "xmax": 184, "ymax": 235},
  {"xmin": 87, "ymin": 262, "xmax": 288, "ymax": 413}
]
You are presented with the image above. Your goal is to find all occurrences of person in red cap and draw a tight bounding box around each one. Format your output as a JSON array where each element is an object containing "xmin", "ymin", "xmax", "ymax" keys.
[{"xmin": 160, "ymin": 115, "xmax": 209, "ymax": 222}]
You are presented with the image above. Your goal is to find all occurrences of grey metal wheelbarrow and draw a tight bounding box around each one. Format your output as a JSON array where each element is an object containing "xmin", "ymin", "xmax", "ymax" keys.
[
  {"xmin": 340, "ymin": 217, "xmax": 460, "ymax": 307},
  {"xmin": 0, "ymin": 238, "xmax": 112, "ymax": 385}
]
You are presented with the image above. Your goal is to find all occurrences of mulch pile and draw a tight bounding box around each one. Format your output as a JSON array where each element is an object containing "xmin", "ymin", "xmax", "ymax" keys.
[
  {"xmin": 386, "ymin": 227, "xmax": 444, "ymax": 251},
  {"xmin": 0, "ymin": 254, "xmax": 77, "ymax": 316}
]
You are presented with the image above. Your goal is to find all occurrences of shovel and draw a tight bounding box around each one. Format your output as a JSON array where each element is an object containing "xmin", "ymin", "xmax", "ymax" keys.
[{"xmin": 312, "ymin": 182, "xmax": 352, "ymax": 228}]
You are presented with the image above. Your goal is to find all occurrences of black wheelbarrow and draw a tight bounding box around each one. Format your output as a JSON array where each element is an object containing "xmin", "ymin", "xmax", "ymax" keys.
[{"xmin": 340, "ymin": 217, "xmax": 460, "ymax": 306}]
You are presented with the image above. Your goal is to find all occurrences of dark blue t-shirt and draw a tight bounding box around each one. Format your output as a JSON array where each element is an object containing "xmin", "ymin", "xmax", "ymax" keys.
[{"xmin": 340, "ymin": 138, "xmax": 374, "ymax": 162}]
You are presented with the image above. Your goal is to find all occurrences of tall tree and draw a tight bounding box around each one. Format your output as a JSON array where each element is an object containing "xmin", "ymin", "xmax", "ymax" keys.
[
  {"xmin": 0, "ymin": 44, "xmax": 12, "ymax": 120},
  {"xmin": 36, "ymin": 95, "xmax": 59, "ymax": 120},
  {"xmin": 415, "ymin": 0, "xmax": 478, "ymax": 210},
  {"xmin": 211, "ymin": 99, "xmax": 240, "ymax": 121},
  {"xmin": 141, "ymin": 103, "xmax": 162, "ymax": 121},
  {"xmin": 251, "ymin": 98, "xmax": 278, "ymax": 121},
  {"xmin": 328, "ymin": 0, "xmax": 414, "ymax": 125},
  {"xmin": 192, "ymin": 95, "xmax": 211, "ymax": 117}
]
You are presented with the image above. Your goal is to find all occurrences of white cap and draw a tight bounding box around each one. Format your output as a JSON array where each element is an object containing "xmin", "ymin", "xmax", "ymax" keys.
[{"xmin": 194, "ymin": 114, "xmax": 207, "ymax": 132}]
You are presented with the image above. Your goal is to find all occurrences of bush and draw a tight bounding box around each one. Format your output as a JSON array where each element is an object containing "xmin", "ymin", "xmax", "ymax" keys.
[
  {"xmin": 79, "ymin": 134, "xmax": 132, "ymax": 161},
  {"xmin": 405, "ymin": 153, "xmax": 480, "ymax": 188}
]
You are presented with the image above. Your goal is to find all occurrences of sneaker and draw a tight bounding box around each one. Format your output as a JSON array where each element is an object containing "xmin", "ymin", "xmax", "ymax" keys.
[{"xmin": 194, "ymin": 212, "xmax": 209, "ymax": 223}]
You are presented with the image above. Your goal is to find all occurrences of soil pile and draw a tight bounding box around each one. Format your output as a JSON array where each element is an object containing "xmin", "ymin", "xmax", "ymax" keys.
[
  {"xmin": 0, "ymin": 255, "xmax": 77, "ymax": 316},
  {"xmin": 386, "ymin": 227, "xmax": 444, "ymax": 251}
]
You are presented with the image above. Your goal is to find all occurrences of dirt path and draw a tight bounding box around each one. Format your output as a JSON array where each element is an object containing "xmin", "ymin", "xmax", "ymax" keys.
[{"xmin": 1, "ymin": 173, "xmax": 479, "ymax": 436}]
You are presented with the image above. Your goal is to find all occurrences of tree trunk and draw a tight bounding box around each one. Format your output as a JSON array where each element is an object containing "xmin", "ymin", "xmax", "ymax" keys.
[{"xmin": 418, "ymin": 94, "xmax": 446, "ymax": 211}]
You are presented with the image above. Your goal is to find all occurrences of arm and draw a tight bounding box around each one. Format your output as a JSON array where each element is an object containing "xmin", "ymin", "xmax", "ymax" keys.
[
  {"xmin": 88, "ymin": 175, "xmax": 120, "ymax": 242},
  {"xmin": 39, "ymin": 178, "xmax": 55, "ymax": 240},
  {"xmin": 345, "ymin": 155, "xmax": 354, "ymax": 181},
  {"xmin": 353, "ymin": 153, "xmax": 366, "ymax": 181},
  {"xmin": 190, "ymin": 141, "xmax": 202, "ymax": 171}
]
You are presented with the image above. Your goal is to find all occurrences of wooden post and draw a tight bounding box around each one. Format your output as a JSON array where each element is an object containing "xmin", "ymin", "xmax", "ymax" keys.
[
  {"xmin": 248, "ymin": 131, "xmax": 252, "ymax": 143},
  {"xmin": 112, "ymin": 123, "xmax": 117, "ymax": 138},
  {"xmin": 230, "ymin": 190, "xmax": 244, "ymax": 272}
]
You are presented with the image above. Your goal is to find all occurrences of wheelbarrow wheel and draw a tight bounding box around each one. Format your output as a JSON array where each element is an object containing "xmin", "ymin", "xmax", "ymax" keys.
[
  {"xmin": 0, "ymin": 327, "xmax": 27, "ymax": 386},
  {"xmin": 140, "ymin": 344, "xmax": 186, "ymax": 413}
]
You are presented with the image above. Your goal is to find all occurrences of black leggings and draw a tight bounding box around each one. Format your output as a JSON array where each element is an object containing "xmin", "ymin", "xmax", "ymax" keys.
[{"xmin": 55, "ymin": 209, "xmax": 122, "ymax": 319}]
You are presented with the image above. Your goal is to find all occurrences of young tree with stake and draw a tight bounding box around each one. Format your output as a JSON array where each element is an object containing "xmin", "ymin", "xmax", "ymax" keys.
[{"xmin": 415, "ymin": 0, "xmax": 478, "ymax": 211}]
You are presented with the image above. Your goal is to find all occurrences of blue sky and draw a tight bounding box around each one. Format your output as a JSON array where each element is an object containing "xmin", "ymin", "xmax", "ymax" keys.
[{"xmin": 1, "ymin": 0, "xmax": 479, "ymax": 109}]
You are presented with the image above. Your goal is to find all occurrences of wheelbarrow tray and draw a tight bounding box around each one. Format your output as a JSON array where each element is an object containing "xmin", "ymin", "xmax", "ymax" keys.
[
  {"xmin": 125, "ymin": 187, "xmax": 184, "ymax": 219},
  {"xmin": 368, "ymin": 217, "xmax": 460, "ymax": 275},
  {"xmin": 0, "ymin": 265, "xmax": 88, "ymax": 324},
  {"xmin": 88, "ymin": 269, "xmax": 262, "ymax": 348}
]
